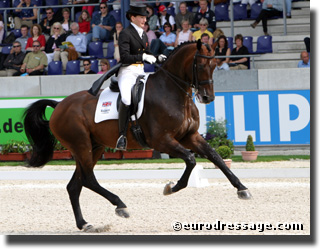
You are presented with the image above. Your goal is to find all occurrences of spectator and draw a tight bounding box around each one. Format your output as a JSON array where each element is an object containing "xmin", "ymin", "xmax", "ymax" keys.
[
  {"xmin": 304, "ymin": 37, "xmax": 310, "ymax": 53},
  {"xmin": 175, "ymin": 20, "xmax": 193, "ymax": 47},
  {"xmin": 151, "ymin": 22, "xmax": 176, "ymax": 56},
  {"xmin": 286, "ymin": 0, "xmax": 292, "ymax": 18},
  {"xmin": 86, "ymin": 2, "xmax": 116, "ymax": 43},
  {"xmin": 175, "ymin": 2, "xmax": 194, "ymax": 33},
  {"xmin": 143, "ymin": 22, "xmax": 157, "ymax": 46},
  {"xmin": 15, "ymin": 25, "xmax": 30, "ymax": 53},
  {"xmin": 79, "ymin": 59, "xmax": 96, "ymax": 74},
  {"xmin": 238, "ymin": 0, "xmax": 257, "ymax": 6},
  {"xmin": 229, "ymin": 34, "xmax": 249, "ymax": 70},
  {"xmin": 78, "ymin": 10, "xmax": 91, "ymax": 35},
  {"xmin": 0, "ymin": 41, "xmax": 26, "ymax": 77},
  {"xmin": 200, "ymin": 33, "xmax": 210, "ymax": 44},
  {"xmin": 82, "ymin": 0, "xmax": 99, "ymax": 17},
  {"xmin": 45, "ymin": 22, "xmax": 67, "ymax": 66},
  {"xmin": 97, "ymin": 58, "xmax": 110, "ymax": 74},
  {"xmin": 214, "ymin": 55, "xmax": 230, "ymax": 72},
  {"xmin": 146, "ymin": 4, "xmax": 158, "ymax": 31},
  {"xmin": 13, "ymin": 40, "xmax": 47, "ymax": 76},
  {"xmin": 14, "ymin": 0, "xmax": 37, "ymax": 29},
  {"xmin": 215, "ymin": 35, "xmax": 231, "ymax": 64},
  {"xmin": 61, "ymin": 8, "xmax": 72, "ymax": 36},
  {"xmin": 187, "ymin": 0, "xmax": 200, "ymax": 13},
  {"xmin": 193, "ymin": 0, "xmax": 216, "ymax": 33},
  {"xmin": 156, "ymin": 5, "xmax": 175, "ymax": 36},
  {"xmin": 0, "ymin": 14, "xmax": 4, "ymax": 44},
  {"xmin": 113, "ymin": 22, "xmax": 123, "ymax": 63},
  {"xmin": 25, "ymin": 24, "xmax": 46, "ymax": 52},
  {"xmin": 250, "ymin": 0, "xmax": 283, "ymax": 36},
  {"xmin": 192, "ymin": 18, "xmax": 214, "ymax": 45},
  {"xmin": 297, "ymin": 51, "xmax": 310, "ymax": 68},
  {"xmin": 40, "ymin": 8, "xmax": 56, "ymax": 38},
  {"xmin": 155, "ymin": 1, "xmax": 174, "ymax": 8},
  {"xmin": 55, "ymin": 22, "xmax": 87, "ymax": 71}
]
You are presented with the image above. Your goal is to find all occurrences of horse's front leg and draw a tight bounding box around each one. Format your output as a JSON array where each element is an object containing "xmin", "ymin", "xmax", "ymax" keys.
[
  {"xmin": 154, "ymin": 138, "xmax": 197, "ymax": 195},
  {"xmin": 180, "ymin": 132, "xmax": 252, "ymax": 200}
]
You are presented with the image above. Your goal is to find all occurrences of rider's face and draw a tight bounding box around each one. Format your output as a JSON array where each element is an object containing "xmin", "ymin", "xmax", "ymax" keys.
[{"xmin": 131, "ymin": 15, "xmax": 147, "ymax": 29}]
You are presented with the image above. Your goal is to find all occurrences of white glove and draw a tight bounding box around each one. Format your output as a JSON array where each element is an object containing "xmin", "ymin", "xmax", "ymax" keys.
[
  {"xmin": 142, "ymin": 53, "xmax": 156, "ymax": 64},
  {"xmin": 158, "ymin": 54, "xmax": 167, "ymax": 63}
]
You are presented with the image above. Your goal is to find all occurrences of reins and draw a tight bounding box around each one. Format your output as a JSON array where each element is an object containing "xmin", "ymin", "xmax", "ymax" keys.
[{"xmin": 155, "ymin": 46, "xmax": 215, "ymax": 99}]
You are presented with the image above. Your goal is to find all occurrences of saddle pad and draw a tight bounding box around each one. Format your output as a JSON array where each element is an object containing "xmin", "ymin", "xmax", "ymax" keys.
[{"xmin": 94, "ymin": 75, "xmax": 148, "ymax": 123}]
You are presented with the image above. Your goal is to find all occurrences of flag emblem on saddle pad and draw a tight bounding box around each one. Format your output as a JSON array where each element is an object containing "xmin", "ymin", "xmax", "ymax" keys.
[{"xmin": 102, "ymin": 101, "xmax": 112, "ymax": 107}]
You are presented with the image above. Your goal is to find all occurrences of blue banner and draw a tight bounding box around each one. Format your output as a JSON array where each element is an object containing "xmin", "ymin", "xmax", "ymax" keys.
[{"xmin": 206, "ymin": 90, "xmax": 310, "ymax": 146}]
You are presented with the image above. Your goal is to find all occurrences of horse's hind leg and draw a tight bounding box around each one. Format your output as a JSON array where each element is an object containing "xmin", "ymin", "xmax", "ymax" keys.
[{"xmin": 181, "ymin": 132, "xmax": 252, "ymax": 200}]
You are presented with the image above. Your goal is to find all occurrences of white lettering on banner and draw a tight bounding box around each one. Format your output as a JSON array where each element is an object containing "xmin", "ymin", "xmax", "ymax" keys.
[
  {"xmin": 214, "ymin": 96, "xmax": 226, "ymax": 121},
  {"xmin": 233, "ymin": 95, "xmax": 256, "ymax": 142},
  {"xmin": 278, "ymin": 94, "xmax": 310, "ymax": 141},
  {"xmin": 258, "ymin": 95, "xmax": 271, "ymax": 142}
]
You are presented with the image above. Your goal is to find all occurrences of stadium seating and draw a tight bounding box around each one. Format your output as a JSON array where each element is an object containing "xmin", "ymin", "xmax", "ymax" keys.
[
  {"xmin": 109, "ymin": 9, "xmax": 121, "ymax": 22},
  {"xmin": 48, "ymin": 61, "xmax": 63, "ymax": 75},
  {"xmin": 243, "ymin": 36, "xmax": 253, "ymax": 54},
  {"xmin": 233, "ymin": 4, "xmax": 248, "ymax": 20},
  {"xmin": 1, "ymin": 45, "xmax": 12, "ymax": 54},
  {"xmin": 12, "ymin": 29, "xmax": 22, "ymax": 38},
  {"xmin": 0, "ymin": 1, "xmax": 10, "ymax": 14},
  {"xmin": 66, "ymin": 60, "xmax": 80, "ymax": 75},
  {"xmin": 108, "ymin": 59, "xmax": 117, "ymax": 68},
  {"xmin": 215, "ymin": 4, "xmax": 229, "ymax": 21},
  {"xmin": 88, "ymin": 41, "xmax": 103, "ymax": 59},
  {"xmin": 90, "ymin": 59, "xmax": 99, "ymax": 73},
  {"xmin": 106, "ymin": 41, "xmax": 115, "ymax": 59},
  {"xmin": 167, "ymin": 7, "xmax": 175, "ymax": 17},
  {"xmin": 250, "ymin": 2, "xmax": 262, "ymax": 20},
  {"xmin": 226, "ymin": 36, "xmax": 233, "ymax": 51},
  {"xmin": 255, "ymin": 35, "xmax": 273, "ymax": 54},
  {"xmin": 75, "ymin": 11, "xmax": 81, "ymax": 22},
  {"xmin": 45, "ymin": 0, "xmax": 59, "ymax": 13}
]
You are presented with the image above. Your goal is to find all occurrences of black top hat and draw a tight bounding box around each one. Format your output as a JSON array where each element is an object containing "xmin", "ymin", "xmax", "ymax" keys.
[{"xmin": 126, "ymin": 4, "xmax": 148, "ymax": 20}]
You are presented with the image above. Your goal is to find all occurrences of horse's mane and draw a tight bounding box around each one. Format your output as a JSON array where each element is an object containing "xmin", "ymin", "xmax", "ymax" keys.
[{"xmin": 161, "ymin": 41, "xmax": 197, "ymax": 67}]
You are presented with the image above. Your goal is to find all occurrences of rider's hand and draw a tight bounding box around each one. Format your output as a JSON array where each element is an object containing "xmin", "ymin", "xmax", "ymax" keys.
[
  {"xmin": 158, "ymin": 54, "xmax": 167, "ymax": 63},
  {"xmin": 142, "ymin": 53, "xmax": 156, "ymax": 64}
]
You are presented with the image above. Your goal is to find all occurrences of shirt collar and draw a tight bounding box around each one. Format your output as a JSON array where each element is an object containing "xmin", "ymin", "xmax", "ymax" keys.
[
  {"xmin": 131, "ymin": 22, "xmax": 144, "ymax": 38},
  {"xmin": 199, "ymin": 7, "xmax": 208, "ymax": 14}
]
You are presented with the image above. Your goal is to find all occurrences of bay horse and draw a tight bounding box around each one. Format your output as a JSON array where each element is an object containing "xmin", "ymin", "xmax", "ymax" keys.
[{"xmin": 23, "ymin": 40, "xmax": 252, "ymax": 232}]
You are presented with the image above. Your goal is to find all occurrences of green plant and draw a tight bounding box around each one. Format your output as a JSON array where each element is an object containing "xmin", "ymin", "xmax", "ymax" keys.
[
  {"xmin": 204, "ymin": 118, "xmax": 234, "ymax": 154},
  {"xmin": 216, "ymin": 146, "xmax": 232, "ymax": 159},
  {"xmin": 0, "ymin": 140, "xmax": 29, "ymax": 154},
  {"xmin": 105, "ymin": 147, "xmax": 117, "ymax": 153},
  {"xmin": 245, "ymin": 135, "xmax": 255, "ymax": 151},
  {"xmin": 54, "ymin": 141, "xmax": 67, "ymax": 151}
]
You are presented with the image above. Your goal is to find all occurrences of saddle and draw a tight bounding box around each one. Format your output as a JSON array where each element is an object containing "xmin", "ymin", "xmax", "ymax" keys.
[{"xmin": 109, "ymin": 75, "xmax": 149, "ymax": 148}]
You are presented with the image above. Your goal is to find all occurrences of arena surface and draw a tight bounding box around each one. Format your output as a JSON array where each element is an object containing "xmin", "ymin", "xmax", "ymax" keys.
[{"xmin": 0, "ymin": 160, "xmax": 310, "ymax": 235}]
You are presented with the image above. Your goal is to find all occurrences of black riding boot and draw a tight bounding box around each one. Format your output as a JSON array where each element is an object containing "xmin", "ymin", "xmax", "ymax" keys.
[{"xmin": 115, "ymin": 102, "xmax": 131, "ymax": 150}]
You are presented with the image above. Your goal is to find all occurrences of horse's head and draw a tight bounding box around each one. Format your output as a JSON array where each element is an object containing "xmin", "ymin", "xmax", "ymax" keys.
[{"xmin": 192, "ymin": 39, "xmax": 216, "ymax": 104}]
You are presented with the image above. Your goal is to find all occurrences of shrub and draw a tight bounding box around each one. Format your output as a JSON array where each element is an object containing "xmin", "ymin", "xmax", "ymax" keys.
[
  {"xmin": 216, "ymin": 146, "xmax": 232, "ymax": 159},
  {"xmin": 204, "ymin": 118, "xmax": 234, "ymax": 154},
  {"xmin": 0, "ymin": 140, "xmax": 29, "ymax": 154},
  {"xmin": 105, "ymin": 147, "xmax": 117, "ymax": 153},
  {"xmin": 54, "ymin": 141, "xmax": 67, "ymax": 151},
  {"xmin": 245, "ymin": 135, "xmax": 255, "ymax": 151}
]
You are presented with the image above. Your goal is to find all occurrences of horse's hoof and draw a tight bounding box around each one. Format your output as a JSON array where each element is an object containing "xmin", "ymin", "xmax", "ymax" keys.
[
  {"xmin": 163, "ymin": 181, "xmax": 175, "ymax": 195},
  {"xmin": 115, "ymin": 207, "xmax": 130, "ymax": 218},
  {"xmin": 237, "ymin": 189, "xmax": 253, "ymax": 200},
  {"xmin": 82, "ymin": 223, "xmax": 95, "ymax": 232}
]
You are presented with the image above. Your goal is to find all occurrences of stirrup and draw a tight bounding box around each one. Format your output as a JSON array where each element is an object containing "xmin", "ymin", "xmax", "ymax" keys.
[{"xmin": 115, "ymin": 135, "xmax": 127, "ymax": 150}]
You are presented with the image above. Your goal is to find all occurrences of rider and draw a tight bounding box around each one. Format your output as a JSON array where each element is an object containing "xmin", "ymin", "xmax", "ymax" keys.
[{"xmin": 116, "ymin": 4, "xmax": 165, "ymax": 150}]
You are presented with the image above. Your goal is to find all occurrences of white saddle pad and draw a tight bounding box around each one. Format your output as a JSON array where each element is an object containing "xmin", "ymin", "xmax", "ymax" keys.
[{"xmin": 94, "ymin": 75, "xmax": 148, "ymax": 123}]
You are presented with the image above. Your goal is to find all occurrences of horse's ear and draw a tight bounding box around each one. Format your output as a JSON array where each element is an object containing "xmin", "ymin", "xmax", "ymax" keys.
[
  {"xmin": 197, "ymin": 39, "xmax": 202, "ymax": 51},
  {"xmin": 211, "ymin": 41, "xmax": 218, "ymax": 51}
]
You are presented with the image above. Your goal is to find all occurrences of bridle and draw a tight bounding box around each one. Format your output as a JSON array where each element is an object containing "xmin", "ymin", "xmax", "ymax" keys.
[{"xmin": 156, "ymin": 44, "xmax": 215, "ymax": 99}]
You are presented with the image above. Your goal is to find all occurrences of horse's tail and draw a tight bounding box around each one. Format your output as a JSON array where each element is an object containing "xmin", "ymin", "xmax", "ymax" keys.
[{"xmin": 23, "ymin": 99, "xmax": 59, "ymax": 167}]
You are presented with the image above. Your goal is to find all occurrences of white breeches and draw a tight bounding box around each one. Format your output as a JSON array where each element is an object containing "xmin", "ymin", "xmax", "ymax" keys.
[{"xmin": 118, "ymin": 64, "xmax": 145, "ymax": 106}]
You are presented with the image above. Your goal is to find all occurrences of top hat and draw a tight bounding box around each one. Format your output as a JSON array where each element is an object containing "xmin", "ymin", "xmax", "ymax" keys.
[{"xmin": 126, "ymin": 4, "xmax": 149, "ymax": 20}]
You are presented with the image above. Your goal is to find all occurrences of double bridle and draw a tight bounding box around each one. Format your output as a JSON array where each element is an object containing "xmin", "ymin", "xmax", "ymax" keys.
[{"xmin": 157, "ymin": 45, "xmax": 215, "ymax": 99}]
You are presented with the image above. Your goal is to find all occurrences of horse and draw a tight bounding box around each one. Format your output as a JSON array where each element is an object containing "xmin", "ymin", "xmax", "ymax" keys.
[{"xmin": 23, "ymin": 40, "xmax": 252, "ymax": 232}]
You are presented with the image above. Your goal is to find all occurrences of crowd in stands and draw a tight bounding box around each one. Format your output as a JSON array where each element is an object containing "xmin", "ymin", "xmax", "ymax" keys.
[{"xmin": 0, "ymin": 0, "xmax": 309, "ymax": 77}]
